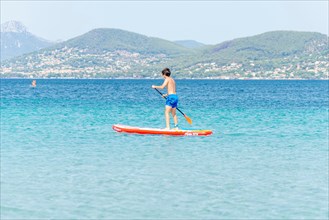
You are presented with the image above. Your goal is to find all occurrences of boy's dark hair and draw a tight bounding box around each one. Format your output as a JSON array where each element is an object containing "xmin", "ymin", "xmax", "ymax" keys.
[{"xmin": 162, "ymin": 68, "xmax": 171, "ymax": 77}]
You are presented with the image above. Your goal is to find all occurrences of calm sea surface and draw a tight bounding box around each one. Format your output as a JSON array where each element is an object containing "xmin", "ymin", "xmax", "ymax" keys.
[{"xmin": 1, "ymin": 79, "xmax": 328, "ymax": 219}]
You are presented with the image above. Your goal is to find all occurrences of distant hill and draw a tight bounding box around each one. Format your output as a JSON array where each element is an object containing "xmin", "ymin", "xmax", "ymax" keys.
[
  {"xmin": 174, "ymin": 40, "xmax": 206, "ymax": 49},
  {"xmin": 170, "ymin": 31, "xmax": 328, "ymax": 78},
  {"xmin": 204, "ymin": 31, "xmax": 328, "ymax": 64},
  {"xmin": 1, "ymin": 29, "xmax": 328, "ymax": 79},
  {"xmin": 54, "ymin": 28, "xmax": 192, "ymax": 56},
  {"xmin": 1, "ymin": 21, "xmax": 53, "ymax": 60}
]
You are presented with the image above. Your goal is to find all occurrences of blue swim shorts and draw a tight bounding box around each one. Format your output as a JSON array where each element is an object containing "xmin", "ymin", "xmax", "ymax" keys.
[{"xmin": 166, "ymin": 94, "xmax": 178, "ymax": 108}]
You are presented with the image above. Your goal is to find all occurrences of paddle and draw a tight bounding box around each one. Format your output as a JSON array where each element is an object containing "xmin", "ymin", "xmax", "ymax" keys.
[{"xmin": 154, "ymin": 88, "xmax": 192, "ymax": 125}]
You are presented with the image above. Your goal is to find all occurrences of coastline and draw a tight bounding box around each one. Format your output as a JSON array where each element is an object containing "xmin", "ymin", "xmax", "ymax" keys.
[{"xmin": 1, "ymin": 77, "xmax": 328, "ymax": 80}]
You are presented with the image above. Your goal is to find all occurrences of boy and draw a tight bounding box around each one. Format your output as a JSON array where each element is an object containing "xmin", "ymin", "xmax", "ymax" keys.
[{"xmin": 152, "ymin": 68, "xmax": 178, "ymax": 130}]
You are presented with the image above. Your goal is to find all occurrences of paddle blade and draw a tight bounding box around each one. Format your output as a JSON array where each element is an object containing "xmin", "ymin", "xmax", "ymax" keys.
[{"xmin": 184, "ymin": 115, "xmax": 193, "ymax": 125}]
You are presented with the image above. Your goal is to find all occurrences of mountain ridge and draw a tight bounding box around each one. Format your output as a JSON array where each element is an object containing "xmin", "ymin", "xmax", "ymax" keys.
[
  {"xmin": 52, "ymin": 28, "xmax": 193, "ymax": 56},
  {"xmin": 174, "ymin": 40, "xmax": 206, "ymax": 49},
  {"xmin": 1, "ymin": 27, "xmax": 328, "ymax": 79}
]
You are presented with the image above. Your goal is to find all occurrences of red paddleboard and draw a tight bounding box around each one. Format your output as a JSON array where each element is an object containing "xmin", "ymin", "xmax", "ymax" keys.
[{"xmin": 112, "ymin": 124, "xmax": 212, "ymax": 136}]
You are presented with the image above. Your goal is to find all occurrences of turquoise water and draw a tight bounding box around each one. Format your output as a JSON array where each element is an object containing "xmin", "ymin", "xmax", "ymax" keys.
[{"xmin": 1, "ymin": 79, "xmax": 328, "ymax": 219}]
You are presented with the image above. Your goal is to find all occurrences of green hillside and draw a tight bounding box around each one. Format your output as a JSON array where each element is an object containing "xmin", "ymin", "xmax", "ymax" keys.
[
  {"xmin": 204, "ymin": 31, "xmax": 328, "ymax": 63},
  {"xmin": 56, "ymin": 28, "xmax": 192, "ymax": 56}
]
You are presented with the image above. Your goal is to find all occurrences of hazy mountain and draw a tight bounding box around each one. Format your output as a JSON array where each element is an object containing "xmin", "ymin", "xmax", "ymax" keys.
[
  {"xmin": 1, "ymin": 21, "xmax": 54, "ymax": 60},
  {"xmin": 174, "ymin": 40, "xmax": 206, "ymax": 49},
  {"xmin": 1, "ymin": 20, "xmax": 29, "ymax": 33}
]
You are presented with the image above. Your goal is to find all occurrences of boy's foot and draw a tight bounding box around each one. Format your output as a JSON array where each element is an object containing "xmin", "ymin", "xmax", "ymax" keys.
[{"xmin": 164, "ymin": 127, "xmax": 170, "ymax": 130}]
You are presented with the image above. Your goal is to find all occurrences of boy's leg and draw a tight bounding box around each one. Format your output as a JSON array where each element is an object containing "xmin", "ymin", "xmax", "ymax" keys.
[
  {"xmin": 171, "ymin": 108, "xmax": 178, "ymax": 127},
  {"xmin": 165, "ymin": 106, "xmax": 172, "ymax": 129}
]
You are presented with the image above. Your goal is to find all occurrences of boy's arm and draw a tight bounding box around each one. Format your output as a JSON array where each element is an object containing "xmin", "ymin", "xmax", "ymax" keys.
[{"xmin": 152, "ymin": 79, "xmax": 169, "ymax": 89}]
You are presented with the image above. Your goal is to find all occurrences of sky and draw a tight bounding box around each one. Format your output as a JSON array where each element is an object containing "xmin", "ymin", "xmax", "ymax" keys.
[{"xmin": 1, "ymin": 0, "xmax": 328, "ymax": 44}]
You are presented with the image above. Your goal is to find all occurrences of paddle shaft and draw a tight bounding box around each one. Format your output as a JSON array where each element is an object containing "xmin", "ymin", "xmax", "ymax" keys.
[{"xmin": 154, "ymin": 88, "xmax": 185, "ymax": 116}]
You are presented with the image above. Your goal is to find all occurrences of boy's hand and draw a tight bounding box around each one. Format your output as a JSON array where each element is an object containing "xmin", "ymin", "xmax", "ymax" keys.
[{"xmin": 152, "ymin": 85, "xmax": 156, "ymax": 89}]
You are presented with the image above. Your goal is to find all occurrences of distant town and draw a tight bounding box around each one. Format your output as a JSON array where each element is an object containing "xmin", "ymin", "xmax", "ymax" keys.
[{"xmin": 2, "ymin": 47, "xmax": 328, "ymax": 79}]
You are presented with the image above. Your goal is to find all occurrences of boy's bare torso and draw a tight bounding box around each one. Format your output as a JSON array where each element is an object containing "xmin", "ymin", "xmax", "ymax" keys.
[{"xmin": 166, "ymin": 77, "xmax": 176, "ymax": 94}]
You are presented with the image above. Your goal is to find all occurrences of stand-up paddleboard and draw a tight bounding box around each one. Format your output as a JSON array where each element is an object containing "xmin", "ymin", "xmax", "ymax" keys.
[{"xmin": 113, "ymin": 124, "xmax": 212, "ymax": 136}]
